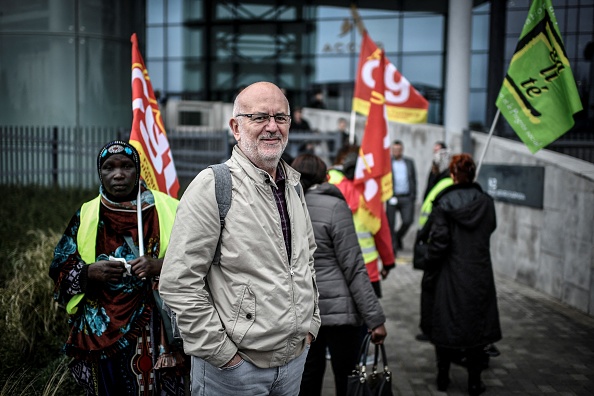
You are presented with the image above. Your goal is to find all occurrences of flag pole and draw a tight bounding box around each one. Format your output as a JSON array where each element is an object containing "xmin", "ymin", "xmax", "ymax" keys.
[
  {"xmin": 349, "ymin": 4, "xmax": 366, "ymax": 146},
  {"xmin": 475, "ymin": 108, "xmax": 500, "ymax": 179},
  {"xmin": 349, "ymin": 110, "xmax": 356, "ymax": 144},
  {"xmin": 350, "ymin": 4, "xmax": 366, "ymax": 36},
  {"xmin": 136, "ymin": 188, "xmax": 144, "ymax": 257}
]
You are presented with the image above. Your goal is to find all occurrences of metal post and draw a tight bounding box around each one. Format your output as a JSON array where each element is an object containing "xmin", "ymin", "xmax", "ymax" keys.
[{"xmin": 52, "ymin": 126, "xmax": 59, "ymax": 186}]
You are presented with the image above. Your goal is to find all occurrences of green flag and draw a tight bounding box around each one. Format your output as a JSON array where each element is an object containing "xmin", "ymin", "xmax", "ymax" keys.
[{"xmin": 496, "ymin": 0, "xmax": 583, "ymax": 154}]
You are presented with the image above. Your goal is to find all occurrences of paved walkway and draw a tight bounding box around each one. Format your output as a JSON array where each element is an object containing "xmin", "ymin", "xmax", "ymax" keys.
[{"xmin": 321, "ymin": 251, "xmax": 594, "ymax": 396}]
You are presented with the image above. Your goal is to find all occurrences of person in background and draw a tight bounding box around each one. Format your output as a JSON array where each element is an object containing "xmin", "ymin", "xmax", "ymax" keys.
[
  {"xmin": 386, "ymin": 140, "xmax": 417, "ymax": 253},
  {"xmin": 327, "ymin": 144, "xmax": 357, "ymax": 182},
  {"xmin": 424, "ymin": 153, "xmax": 502, "ymax": 396},
  {"xmin": 292, "ymin": 153, "xmax": 387, "ymax": 396},
  {"xmin": 291, "ymin": 106, "xmax": 316, "ymax": 155},
  {"xmin": 49, "ymin": 140, "xmax": 187, "ymax": 395},
  {"xmin": 339, "ymin": 117, "xmax": 356, "ymax": 149},
  {"xmin": 328, "ymin": 145, "xmax": 395, "ymax": 298},
  {"xmin": 337, "ymin": 117, "xmax": 350, "ymax": 146},
  {"xmin": 291, "ymin": 106, "xmax": 313, "ymax": 132},
  {"xmin": 423, "ymin": 141, "xmax": 448, "ymax": 200},
  {"xmin": 159, "ymin": 81, "xmax": 320, "ymax": 396},
  {"xmin": 308, "ymin": 90, "xmax": 327, "ymax": 109},
  {"xmin": 414, "ymin": 147, "xmax": 453, "ymax": 343},
  {"xmin": 327, "ymin": 117, "xmax": 354, "ymax": 164},
  {"xmin": 416, "ymin": 147, "xmax": 500, "ymax": 355},
  {"xmin": 418, "ymin": 147, "xmax": 453, "ymax": 231}
]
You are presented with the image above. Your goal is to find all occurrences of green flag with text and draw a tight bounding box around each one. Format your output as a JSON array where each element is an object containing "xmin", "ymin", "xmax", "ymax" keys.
[{"xmin": 496, "ymin": 0, "xmax": 582, "ymax": 154}]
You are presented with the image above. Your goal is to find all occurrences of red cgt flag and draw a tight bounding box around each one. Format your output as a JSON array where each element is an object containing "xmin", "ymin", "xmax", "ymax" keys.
[
  {"xmin": 353, "ymin": 49, "xmax": 393, "ymax": 233},
  {"xmin": 353, "ymin": 31, "xmax": 429, "ymax": 124},
  {"xmin": 130, "ymin": 33, "xmax": 179, "ymax": 198}
]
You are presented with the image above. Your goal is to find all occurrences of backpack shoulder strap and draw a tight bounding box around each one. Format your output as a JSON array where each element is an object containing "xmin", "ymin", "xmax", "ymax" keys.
[{"xmin": 208, "ymin": 163, "xmax": 232, "ymax": 265}]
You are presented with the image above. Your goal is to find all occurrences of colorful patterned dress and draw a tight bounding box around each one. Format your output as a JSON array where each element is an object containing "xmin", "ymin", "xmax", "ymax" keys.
[{"xmin": 50, "ymin": 186, "xmax": 187, "ymax": 396}]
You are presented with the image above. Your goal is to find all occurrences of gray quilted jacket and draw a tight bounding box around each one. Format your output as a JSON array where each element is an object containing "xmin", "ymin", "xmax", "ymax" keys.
[{"xmin": 304, "ymin": 182, "xmax": 385, "ymax": 329}]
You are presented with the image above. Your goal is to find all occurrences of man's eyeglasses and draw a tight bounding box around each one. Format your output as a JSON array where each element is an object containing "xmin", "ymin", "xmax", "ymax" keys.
[{"xmin": 235, "ymin": 113, "xmax": 291, "ymax": 125}]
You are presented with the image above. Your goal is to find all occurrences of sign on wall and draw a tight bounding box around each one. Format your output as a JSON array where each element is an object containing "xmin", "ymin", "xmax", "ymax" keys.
[{"xmin": 476, "ymin": 164, "xmax": 545, "ymax": 209}]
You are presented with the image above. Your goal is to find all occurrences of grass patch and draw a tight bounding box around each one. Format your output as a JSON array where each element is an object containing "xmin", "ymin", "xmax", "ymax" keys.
[
  {"xmin": 0, "ymin": 185, "xmax": 96, "ymax": 395},
  {"xmin": 0, "ymin": 184, "xmax": 96, "ymax": 257}
]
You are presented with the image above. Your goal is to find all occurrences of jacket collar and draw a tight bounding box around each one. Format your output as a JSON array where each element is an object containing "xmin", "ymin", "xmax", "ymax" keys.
[
  {"xmin": 231, "ymin": 145, "xmax": 301, "ymax": 188},
  {"xmin": 308, "ymin": 182, "xmax": 346, "ymax": 201}
]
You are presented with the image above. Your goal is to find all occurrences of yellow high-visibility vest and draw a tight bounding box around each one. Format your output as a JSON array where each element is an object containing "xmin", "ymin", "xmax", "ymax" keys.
[
  {"xmin": 66, "ymin": 190, "xmax": 178, "ymax": 315},
  {"xmin": 353, "ymin": 218, "xmax": 378, "ymax": 265},
  {"xmin": 327, "ymin": 168, "xmax": 344, "ymax": 185},
  {"xmin": 418, "ymin": 177, "xmax": 453, "ymax": 227},
  {"xmin": 327, "ymin": 169, "xmax": 377, "ymax": 264}
]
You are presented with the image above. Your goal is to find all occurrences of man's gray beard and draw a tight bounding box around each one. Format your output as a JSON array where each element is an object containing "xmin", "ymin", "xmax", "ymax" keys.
[
  {"xmin": 239, "ymin": 140, "xmax": 286, "ymax": 170},
  {"xmin": 258, "ymin": 144, "xmax": 286, "ymax": 169}
]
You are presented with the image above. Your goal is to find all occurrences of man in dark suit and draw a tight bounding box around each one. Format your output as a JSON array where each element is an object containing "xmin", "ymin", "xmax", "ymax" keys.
[{"xmin": 387, "ymin": 140, "xmax": 417, "ymax": 253}]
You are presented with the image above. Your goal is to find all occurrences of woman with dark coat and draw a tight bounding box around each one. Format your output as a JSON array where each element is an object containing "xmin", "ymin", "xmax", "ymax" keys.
[
  {"xmin": 425, "ymin": 153, "xmax": 502, "ymax": 396},
  {"xmin": 292, "ymin": 154, "xmax": 387, "ymax": 396}
]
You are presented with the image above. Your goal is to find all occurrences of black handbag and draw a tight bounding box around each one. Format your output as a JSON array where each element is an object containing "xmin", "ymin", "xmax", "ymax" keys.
[
  {"xmin": 412, "ymin": 230, "xmax": 429, "ymax": 270},
  {"xmin": 413, "ymin": 238, "xmax": 428, "ymax": 270},
  {"xmin": 346, "ymin": 333, "xmax": 394, "ymax": 396}
]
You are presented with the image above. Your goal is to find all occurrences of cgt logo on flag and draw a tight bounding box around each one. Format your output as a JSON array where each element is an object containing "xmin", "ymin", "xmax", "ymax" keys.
[
  {"xmin": 353, "ymin": 49, "xmax": 393, "ymax": 233},
  {"xmin": 130, "ymin": 33, "xmax": 179, "ymax": 198},
  {"xmin": 353, "ymin": 32, "xmax": 429, "ymax": 124}
]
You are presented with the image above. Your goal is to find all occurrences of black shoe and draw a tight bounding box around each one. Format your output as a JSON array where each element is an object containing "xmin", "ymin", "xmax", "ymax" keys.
[
  {"xmin": 415, "ymin": 333, "xmax": 430, "ymax": 342},
  {"xmin": 437, "ymin": 372, "xmax": 450, "ymax": 392},
  {"xmin": 484, "ymin": 343, "xmax": 500, "ymax": 357},
  {"xmin": 468, "ymin": 381, "xmax": 486, "ymax": 396}
]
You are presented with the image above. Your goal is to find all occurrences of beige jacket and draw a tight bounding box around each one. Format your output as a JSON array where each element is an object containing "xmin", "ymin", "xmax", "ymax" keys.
[{"xmin": 160, "ymin": 146, "xmax": 320, "ymax": 368}]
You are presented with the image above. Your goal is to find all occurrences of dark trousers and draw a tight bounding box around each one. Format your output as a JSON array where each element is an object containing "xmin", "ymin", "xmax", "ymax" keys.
[
  {"xmin": 299, "ymin": 325, "xmax": 361, "ymax": 396},
  {"xmin": 435, "ymin": 345, "xmax": 486, "ymax": 385},
  {"xmin": 386, "ymin": 195, "xmax": 415, "ymax": 252}
]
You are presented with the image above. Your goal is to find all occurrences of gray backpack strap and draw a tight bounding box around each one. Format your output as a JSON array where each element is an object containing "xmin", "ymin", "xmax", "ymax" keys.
[{"xmin": 208, "ymin": 163, "xmax": 232, "ymax": 265}]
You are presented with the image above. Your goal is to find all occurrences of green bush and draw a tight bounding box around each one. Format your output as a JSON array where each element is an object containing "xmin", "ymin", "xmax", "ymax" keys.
[{"xmin": 0, "ymin": 185, "xmax": 95, "ymax": 395}]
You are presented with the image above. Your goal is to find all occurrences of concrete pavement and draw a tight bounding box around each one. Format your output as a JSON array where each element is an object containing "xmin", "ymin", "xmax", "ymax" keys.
[{"xmin": 320, "ymin": 251, "xmax": 594, "ymax": 396}]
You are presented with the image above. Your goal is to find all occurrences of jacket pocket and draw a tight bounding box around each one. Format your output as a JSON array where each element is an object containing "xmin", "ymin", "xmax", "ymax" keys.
[{"xmin": 229, "ymin": 285, "xmax": 256, "ymax": 344}]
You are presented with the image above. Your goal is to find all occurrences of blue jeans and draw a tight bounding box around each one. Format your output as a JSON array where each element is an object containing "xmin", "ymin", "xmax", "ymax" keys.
[{"xmin": 191, "ymin": 346, "xmax": 310, "ymax": 396}]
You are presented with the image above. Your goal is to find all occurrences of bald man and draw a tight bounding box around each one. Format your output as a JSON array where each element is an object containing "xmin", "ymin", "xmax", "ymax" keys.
[{"xmin": 160, "ymin": 82, "xmax": 320, "ymax": 396}]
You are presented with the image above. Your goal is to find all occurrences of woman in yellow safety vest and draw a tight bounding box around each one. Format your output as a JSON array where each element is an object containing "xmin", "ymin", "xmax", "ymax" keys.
[
  {"xmin": 328, "ymin": 148, "xmax": 395, "ymax": 298},
  {"xmin": 49, "ymin": 141, "xmax": 185, "ymax": 396}
]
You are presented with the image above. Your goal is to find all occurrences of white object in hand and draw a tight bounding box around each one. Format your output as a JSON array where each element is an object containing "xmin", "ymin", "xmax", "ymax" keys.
[{"xmin": 109, "ymin": 256, "xmax": 132, "ymax": 277}]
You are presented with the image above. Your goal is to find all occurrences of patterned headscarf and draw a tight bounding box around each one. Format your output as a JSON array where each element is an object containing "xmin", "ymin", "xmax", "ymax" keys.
[{"xmin": 97, "ymin": 140, "xmax": 141, "ymax": 187}]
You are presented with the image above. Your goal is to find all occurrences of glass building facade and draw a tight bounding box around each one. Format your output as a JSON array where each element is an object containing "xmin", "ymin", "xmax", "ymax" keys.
[
  {"xmin": 145, "ymin": 1, "xmax": 453, "ymax": 124},
  {"xmin": 1, "ymin": 0, "xmax": 592, "ymax": 133},
  {"xmin": 0, "ymin": 0, "xmax": 144, "ymax": 127},
  {"xmin": 143, "ymin": 0, "xmax": 593, "ymax": 130}
]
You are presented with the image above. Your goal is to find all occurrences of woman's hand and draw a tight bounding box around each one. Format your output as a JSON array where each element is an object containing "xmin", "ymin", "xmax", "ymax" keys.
[
  {"xmin": 129, "ymin": 256, "xmax": 163, "ymax": 279},
  {"xmin": 88, "ymin": 260, "xmax": 126, "ymax": 283},
  {"xmin": 370, "ymin": 324, "xmax": 387, "ymax": 345}
]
